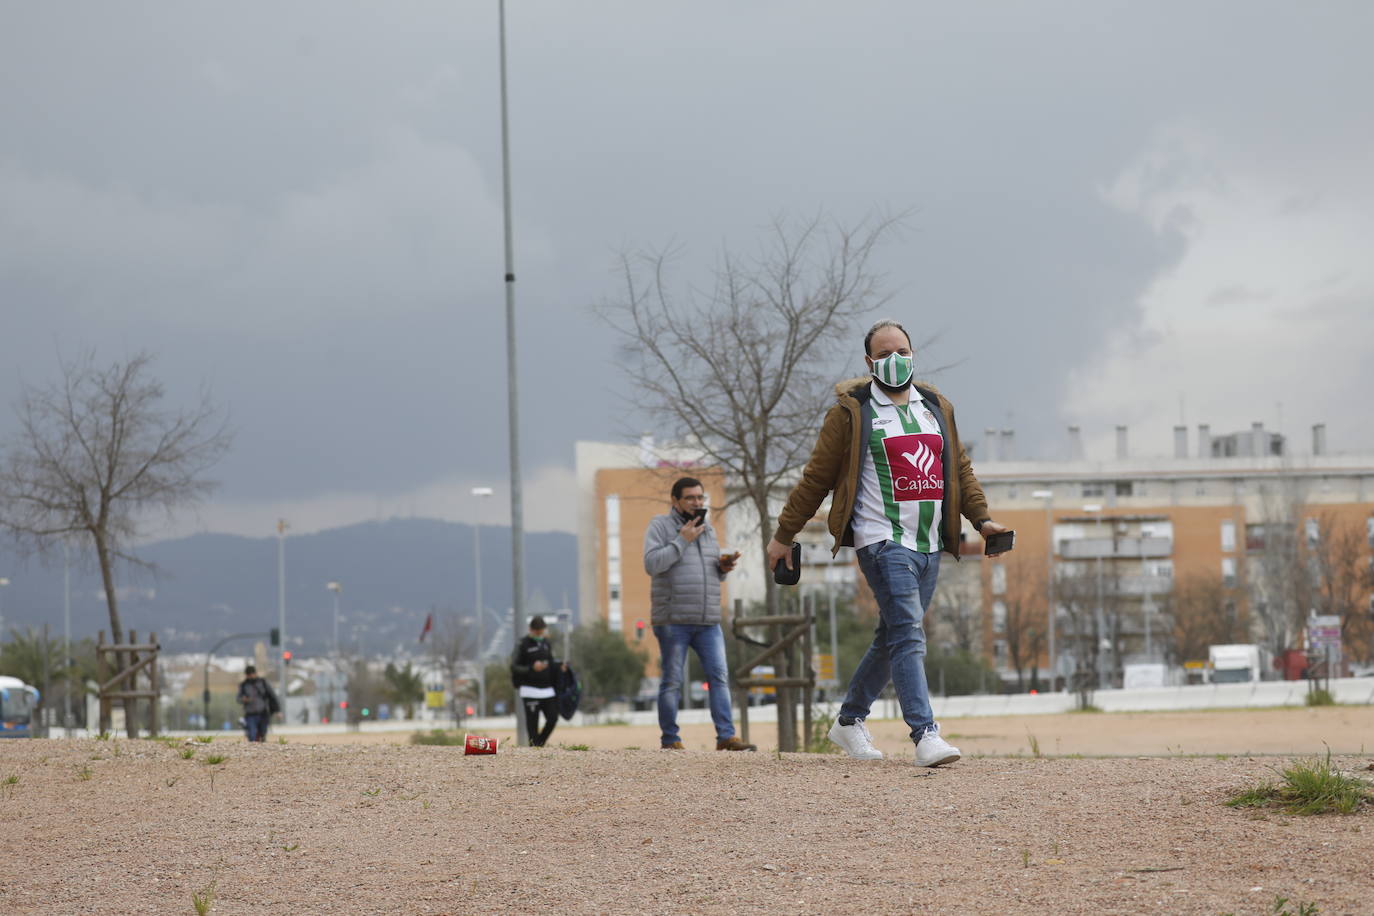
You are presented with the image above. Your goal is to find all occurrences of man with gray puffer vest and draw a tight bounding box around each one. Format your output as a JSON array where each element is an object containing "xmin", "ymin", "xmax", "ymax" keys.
[{"xmin": 643, "ymin": 476, "xmax": 755, "ymax": 751}]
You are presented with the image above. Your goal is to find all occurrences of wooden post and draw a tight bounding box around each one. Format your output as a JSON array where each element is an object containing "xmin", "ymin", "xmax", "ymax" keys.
[
  {"xmin": 802, "ymin": 598, "xmax": 813, "ymax": 751},
  {"xmin": 149, "ymin": 632, "xmax": 160, "ymax": 737},
  {"xmin": 732, "ymin": 599, "xmax": 749, "ymax": 747}
]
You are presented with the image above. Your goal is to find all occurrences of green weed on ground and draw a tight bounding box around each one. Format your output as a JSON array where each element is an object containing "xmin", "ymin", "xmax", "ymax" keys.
[
  {"xmin": 1228, "ymin": 752, "xmax": 1372, "ymax": 815},
  {"xmin": 1305, "ymin": 688, "xmax": 1336, "ymax": 707}
]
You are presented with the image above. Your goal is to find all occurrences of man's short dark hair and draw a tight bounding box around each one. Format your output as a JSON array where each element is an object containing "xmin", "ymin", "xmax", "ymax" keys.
[
  {"xmin": 245, "ymin": 664, "xmax": 256, "ymax": 675},
  {"xmin": 671, "ymin": 476, "xmax": 703, "ymax": 500},
  {"xmin": 528, "ymin": 615, "xmax": 546, "ymax": 631},
  {"xmin": 864, "ymin": 318, "xmax": 912, "ymax": 356}
]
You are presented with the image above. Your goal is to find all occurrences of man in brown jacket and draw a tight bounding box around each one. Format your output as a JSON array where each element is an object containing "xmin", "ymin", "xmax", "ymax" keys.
[{"xmin": 766, "ymin": 318, "xmax": 1007, "ymax": 766}]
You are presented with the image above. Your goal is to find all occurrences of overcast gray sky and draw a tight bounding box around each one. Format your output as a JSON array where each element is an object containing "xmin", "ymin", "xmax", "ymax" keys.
[{"xmin": 3, "ymin": 1, "xmax": 1371, "ymax": 537}]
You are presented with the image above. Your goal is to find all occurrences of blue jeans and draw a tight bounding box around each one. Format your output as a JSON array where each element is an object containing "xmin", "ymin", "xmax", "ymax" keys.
[
  {"xmin": 841, "ymin": 541, "xmax": 941, "ymax": 741},
  {"xmin": 244, "ymin": 712, "xmax": 269, "ymax": 742},
  {"xmin": 654, "ymin": 623, "xmax": 735, "ymax": 745}
]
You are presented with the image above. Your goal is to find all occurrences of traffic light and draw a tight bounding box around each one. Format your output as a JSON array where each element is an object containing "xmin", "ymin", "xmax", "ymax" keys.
[
  {"xmin": 635, "ymin": 620, "xmax": 645, "ymax": 641},
  {"xmin": 270, "ymin": 627, "xmax": 280, "ymax": 647},
  {"xmin": 282, "ymin": 650, "xmax": 292, "ymax": 665},
  {"xmin": 361, "ymin": 707, "xmax": 370, "ymax": 718},
  {"xmin": 339, "ymin": 700, "xmax": 348, "ymax": 710},
  {"xmin": 465, "ymin": 705, "xmax": 475, "ymax": 716}
]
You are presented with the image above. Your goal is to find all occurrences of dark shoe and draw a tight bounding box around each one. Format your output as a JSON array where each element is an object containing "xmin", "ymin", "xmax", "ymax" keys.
[
  {"xmin": 716, "ymin": 736, "xmax": 757, "ymax": 752},
  {"xmin": 662, "ymin": 741, "xmax": 685, "ymax": 750}
]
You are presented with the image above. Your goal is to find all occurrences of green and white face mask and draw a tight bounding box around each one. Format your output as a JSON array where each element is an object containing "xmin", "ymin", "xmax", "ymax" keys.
[{"xmin": 869, "ymin": 351, "xmax": 914, "ymax": 387}]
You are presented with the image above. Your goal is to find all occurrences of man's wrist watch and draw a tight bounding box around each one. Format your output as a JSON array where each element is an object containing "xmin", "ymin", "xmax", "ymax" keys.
[{"xmin": 974, "ymin": 519, "xmax": 990, "ymax": 534}]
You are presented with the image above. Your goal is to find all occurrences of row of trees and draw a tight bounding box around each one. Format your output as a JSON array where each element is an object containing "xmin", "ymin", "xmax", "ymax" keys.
[{"xmin": 986, "ymin": 509, "xmax": 1373, "ymax": 692}]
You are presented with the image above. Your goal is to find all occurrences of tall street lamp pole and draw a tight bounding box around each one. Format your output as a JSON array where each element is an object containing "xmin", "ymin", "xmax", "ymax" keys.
[
  {"xmin": 276, "ymin": 519, "xmax": 289, "ymax": 705},
  {"xmin": 327, "ymin": 581, "xmax": 342, "ymax": 660},
  {"xmin": 471, "ymin": 486, "xmax": 494, "ymax": 717},
  {"xmin": 0, "ymin": 576, "xmax": 9, "ymax": 641},
  {"xmin": 496, "ymin": 0, "xmax": 528, "ymax": 747},
  {"xmin": 1032, "ymin": 490, "xmax": 1056, "ymax": 690},
  {"xmin": 1084, "ymin": 504, "xmax": 1107, "ymax": 689},
  {"xmin": 64, "ymin": 542, "xmax": 73, "ymax": 733}
]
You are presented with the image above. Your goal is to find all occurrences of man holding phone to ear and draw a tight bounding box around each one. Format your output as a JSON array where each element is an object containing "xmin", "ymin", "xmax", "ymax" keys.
[
  {"xmin": 766, "ymin": 318, "xmax": 1008, "ymax": 767},
  {"xmin": 644, "ymin": 476, "xmax": 755, "ymax": 751}
]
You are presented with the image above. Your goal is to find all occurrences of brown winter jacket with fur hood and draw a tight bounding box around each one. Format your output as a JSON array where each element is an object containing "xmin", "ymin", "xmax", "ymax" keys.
[{"xmin": 772, "ymin": 377, "xmax": 991, "ymax": 559}]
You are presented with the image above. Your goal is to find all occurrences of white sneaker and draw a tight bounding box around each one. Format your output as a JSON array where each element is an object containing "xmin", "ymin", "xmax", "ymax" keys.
[
  {"xmin": 828, "ymin": 718, "xmax": 883, "ymax": 759},
  {"xmin": 914, "ymin": 726, "xmax": 960, "ymax": 767}
]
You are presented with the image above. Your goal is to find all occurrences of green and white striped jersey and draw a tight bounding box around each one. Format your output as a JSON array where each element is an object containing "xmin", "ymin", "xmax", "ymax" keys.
[{"xmin": 851, "ymin": 382, "xmax": 946, "ymax": 553}]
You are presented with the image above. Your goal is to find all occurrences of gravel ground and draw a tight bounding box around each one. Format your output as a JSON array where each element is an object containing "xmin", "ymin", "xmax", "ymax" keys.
[{"xmin": 1, "ymin": 713, "xmax": 1372, "ymax": 915}]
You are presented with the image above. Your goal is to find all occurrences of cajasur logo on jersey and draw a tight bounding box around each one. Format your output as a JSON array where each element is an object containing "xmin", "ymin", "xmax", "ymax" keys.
[{"xmin": 882, "ymin": 433, "xmax": 944, "ymax": 501}]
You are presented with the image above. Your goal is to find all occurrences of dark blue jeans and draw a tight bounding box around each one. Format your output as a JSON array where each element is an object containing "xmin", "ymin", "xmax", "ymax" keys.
[
  {"xmin": 244, "ymin": 713, "xmax": 269, "ymax": 742},
  {"xmin": 841, "ymin": 541, "xmax": 941, "ymax": 741},
  {"xmin": 653, "ymin": 623, "xmax": 734, "ymax": 745}
]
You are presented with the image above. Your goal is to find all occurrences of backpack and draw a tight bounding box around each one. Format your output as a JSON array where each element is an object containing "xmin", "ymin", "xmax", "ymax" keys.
[{"xmin": 555, "ymin": 664, "xmax": 582, "ymax": 721}]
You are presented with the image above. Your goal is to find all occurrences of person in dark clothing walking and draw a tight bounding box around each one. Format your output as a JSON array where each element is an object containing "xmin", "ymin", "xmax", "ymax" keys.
[
  {"xmin": 236, "ymin": 664, "xmax": 280, "ymax": 743},
  {"xmin": 510, "ymin": 616, "xmax": 566, "ymax": 747}
]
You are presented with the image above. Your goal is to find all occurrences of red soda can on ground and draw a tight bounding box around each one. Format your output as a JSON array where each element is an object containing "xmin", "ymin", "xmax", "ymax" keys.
[{"xmin": 464, "ymin": 734, "xmax": 498, "ymax": 755}]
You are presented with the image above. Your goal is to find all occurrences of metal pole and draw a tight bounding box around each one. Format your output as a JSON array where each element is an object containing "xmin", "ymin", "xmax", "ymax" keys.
[
  {"xmin": 1045, "ymin": 498, "xmax": 1056, "ymax": 690},
  {"xmin": 828, "ymin": 583, "xmax": 837, "ymax": 695},
  {"xmin": 497, "ymin": 0, "xmax": 528, "ymax": 747},
  {"xmin": 475, "ymin": 517, "xmax": 484, "ymax": 720},
  {"xmin": 277, "ymin": 519, "xmax": 288, "ymax": 703},
  {"xmin": 64, "ymin": 542, "xmax": 73, "ymax": 734}
]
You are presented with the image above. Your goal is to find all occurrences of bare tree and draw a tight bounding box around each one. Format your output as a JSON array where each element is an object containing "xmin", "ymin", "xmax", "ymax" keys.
[
  {"xmin": 428, "ymin": 610, "xmax": 480, "ymax": 721},
  {"xmin": 1249, "ymin": 478, "xmax": 1313, "ymax": 656},
  {"xmin": 926, "ymin": 563, "xmax": 982, "ymax": 654},
  {"xmin": 0, "ymin": 352, "xmax": 230, "ymax": 734},
  {"xmin": 599, "ymin": 212, "xmax": 907, "ymax": 610},
  {"xmin": 1163, "ymin": 571, "xmax": 1241, "ymax": 666},
  {"xmin": 999, "ymin": 554, "xmax": 1047, "ymax": 692},
  {"xmin": 1304, "ymin": 512, "xmax": 1374, "ymax": 666}
]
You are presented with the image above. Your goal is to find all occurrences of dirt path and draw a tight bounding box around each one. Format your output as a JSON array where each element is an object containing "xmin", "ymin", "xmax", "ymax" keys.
[
  {"xmin": 1, "ymin": 708, "xmax": 1370, "ymax": 915},
  {"xmin": 301, "ymin": 705, "xmax": 1374, "ymax": 757}
]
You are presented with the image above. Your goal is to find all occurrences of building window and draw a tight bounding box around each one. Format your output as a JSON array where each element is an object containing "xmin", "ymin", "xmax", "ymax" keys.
[
  {"xmin": 1305, "ymin": 518, "xmax": 1320, "ymax": 547},
  {"xmin": 1221, "ymin": 557, "xmax": 1237, "ymax": 588},
  {"xmin": 1082, "ymin": 482, "xmax": 1104, "ymax": 498},
  {"xmin": 1367, "ymin": 517, "xmax": 1374, "ymax": 547},
  {"xmin": 1246, "ymin": 523, "xmax": 1266, "ymax": 552},
  {"xmin": 1115, "ymin": 481, "xmax": 1134, "ymax": 497},
  {"xmin": 992, "ymin": 600, "xmax": 1007, "ymax": 634},
  {"xmin": 1194, "ymin": 481, "xmax": 1207, "ymax": 497},
  {"xmin": 994, "ymin": 640, "xmax": 1008, "ymax": 669},
  {"xmin": 991, "ymin": 565, "xmax": 1006, "ymax": 596},
  {"xmin": 1007, "ymin": 486, "xmax": 1019, "ymax": 500},
  {"xmin": 1221, "ymin": 520, "xmax": 1236, "ymax": 553}
]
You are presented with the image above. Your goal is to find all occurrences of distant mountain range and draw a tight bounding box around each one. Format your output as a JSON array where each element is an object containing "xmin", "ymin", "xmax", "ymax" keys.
[{"xmin": 0, "ymin": 518, "xmax": 578, "ymax": 657}]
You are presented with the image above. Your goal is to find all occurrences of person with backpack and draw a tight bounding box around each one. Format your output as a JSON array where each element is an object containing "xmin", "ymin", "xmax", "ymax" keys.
[
  {"xmin": 237, "ymin": 664, "xmax": 280, "ymax": 743},
  {"xmin": 510, "ymin": 616, "xmax": 567, "ymax": 747}
]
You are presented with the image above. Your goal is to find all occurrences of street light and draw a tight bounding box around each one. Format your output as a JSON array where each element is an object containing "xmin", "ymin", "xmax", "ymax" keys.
[
  {"xmin": 472, "ymin": 487, "xmax": 494, "ymax": 717},
  {"xmin": 276, "ymin": 519, "xmax": 289, "ymax": 705},
  {"xmin": 0, "ymin": 576, "xmax": 9, "ymax": 642},
  {"xmin": 1083, "ymin": 504, "xmax": 1108, "ymax": 688},
  {"xmin": 326, "ymin": 582, "xmax": 342, "ymax": 659},
  {"xmin": 1031, "ymin": 489, "xmax": 1055, "ymax": 690}
]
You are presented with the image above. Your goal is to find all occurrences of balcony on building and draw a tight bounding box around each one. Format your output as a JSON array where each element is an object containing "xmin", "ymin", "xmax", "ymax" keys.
[{"xmin": 1057, "ymin": 535, "xmax": 1173, "ymax": 560}]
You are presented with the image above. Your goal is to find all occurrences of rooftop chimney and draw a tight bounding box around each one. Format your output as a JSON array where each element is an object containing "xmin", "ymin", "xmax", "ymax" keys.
[
  {"xmin": 1068, "ymin": 425, "xmax": 1084, "ymax": 461},
  {"xmin": 984, "ymin": 428, "xmax": 999, "ymax": 462},
  {"xmin": 1173, "ymin": 425, "xmax": 1188, "ymax": 459},
  {"xmin": 1115, "ymin": 425, "xmax": 1129, "ymax": 459},
  {"xmin": 1312, "ymin": 423, "xmax": 1326, "ymax": 456},
  {"xmin": 999, "ymin": 429, "xmax": 1015, "ymax": 462},
  {"xmin": 1251, "ymin": 421, "xmax": 1265, "ymax": 458},
  {"xmin": 1197, "ymin": 424, "xmax": 1211, "ymax": 458}
]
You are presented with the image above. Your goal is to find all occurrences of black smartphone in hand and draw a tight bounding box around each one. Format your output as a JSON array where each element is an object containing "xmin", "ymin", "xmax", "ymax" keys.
[
  {"xmin": 692, "ymin": 507, "xmax": 708, "ymax": 526},
  {"xmin": 773, "ymin": 542, "xmax": 802, "ymax": 586},
  {"xmin": 984, "ymin": 530, "xmax": 1015, "ymax": 557}
]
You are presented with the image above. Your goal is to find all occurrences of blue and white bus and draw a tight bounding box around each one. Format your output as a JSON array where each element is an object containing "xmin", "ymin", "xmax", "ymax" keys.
[{"xmin": 0, "ymin": 675, "xmax": 40, "ymax": 738}]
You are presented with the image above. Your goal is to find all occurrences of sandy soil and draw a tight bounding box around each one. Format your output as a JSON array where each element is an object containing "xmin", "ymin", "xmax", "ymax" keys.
[{"xmin": 2, "ymin": 708, "xmax": 1371, "ymax": 915}]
